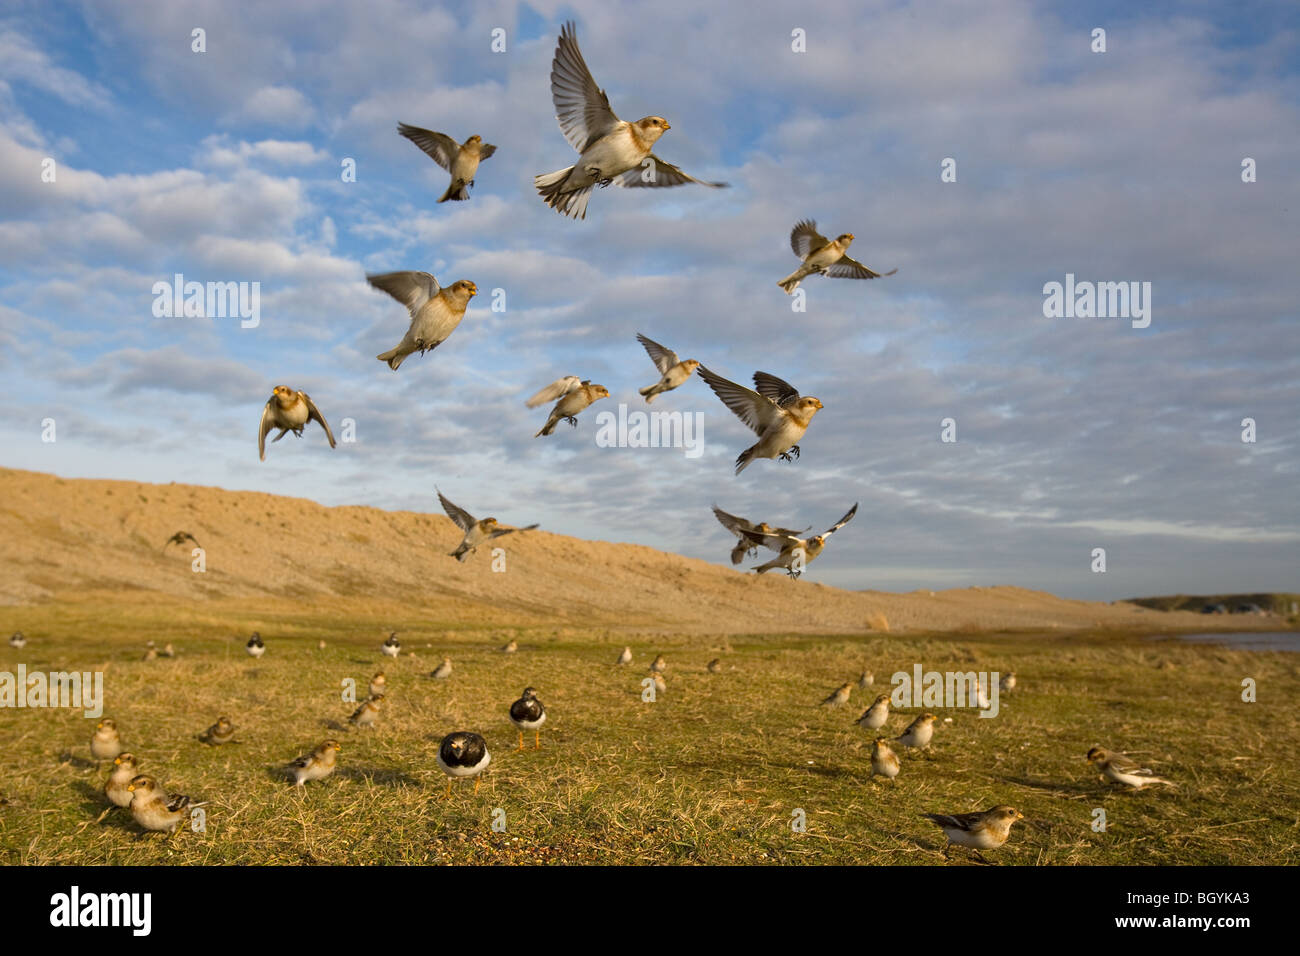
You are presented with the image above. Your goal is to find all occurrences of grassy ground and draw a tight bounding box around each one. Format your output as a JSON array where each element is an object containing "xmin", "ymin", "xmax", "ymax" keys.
[{"xmin": 2, "ymin": 602, "xmax": 1298, "ymax": 865}]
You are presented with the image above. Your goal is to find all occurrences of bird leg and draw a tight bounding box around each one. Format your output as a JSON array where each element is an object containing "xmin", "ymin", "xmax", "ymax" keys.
[
  {"xmin": 534, "ymin": 730, "xmax": 541, "ymax": 750},
  {"xmin": 564, "ymin": 416, "xmax": 578, "ymax": 427},
  {"xmin": 444, "ymin": 781, "xmax": 452, "ymax": 800},
  {"xmin": 473, "ymin": 777, "xmax": 481, "ymax": 795},
  {"xmin": 516, "ymin": 731, "xmax": 525, "ymax": 752}
]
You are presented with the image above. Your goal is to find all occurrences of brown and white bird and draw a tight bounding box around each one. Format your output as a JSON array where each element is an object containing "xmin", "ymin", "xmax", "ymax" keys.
[
  {"xmin": 636, "ymin": 333, "xmax": 699, "ymax": 403},
  {"xmin": 857, "ymin": 693, "xmax": 891, "ymax": 731},
  {"xmin": 616, "ymin": 646, "xmax": 633, "ymax": 666},
  {"xmin": 999, "ymin": 672, "xmax": 1017, "ymax": 693},
  {"xmin": 159, "ymin": 643, "xmax": 175, "ymax": 658},
  {"xmin": 258, "ymin": 385, "xmax": 335, "ymax": 461},
  {"xmin": 126, "ymin": 775, "xmax": 199, "ymax": 834},
  {"xmin": 509, "ymin": 687, "xmax": 547, "ymax": 751},
  {"xmin": 524, "ymin": 375, "xmax": 582, "ymax": 409},
  {"xmin": 437, "ymin": 489, "xmax": 538, "ymax": 562},
  {"xmin": 90, "ymin": 718, "xmax": 123, "ymax": 763},
  {"xmin": 710, "ymin": 505, "xmax": 808, "ymax": 565},
  {"xmin": 871, "ymin": 738, "xmax": 901, "ymax": 781},
  {"xmin": 650, "ymin": 655, "xmax": 667, "ymax": 674},
  {"xmin": 104, "ymin": 753, "xmax": 139, "ymax": 808},
  {"xmin": 288, "ymin": 740, "xmax": 341, "ymax": 787},
  {"xmin": 199, "ymin": 716, "xmax": 236, "ymax": 746},
  {"xmin": 500, "ymin": 639, "xmax": 518, "ymax": 654},
  {"xmin": 858, "ymin": 670, "xmax": 874, "ymax": 689},
  {"xmin": 397, "ymin": 124, "xmax": 496, "ymax": 202},
  {"xmin": 922, "ymin": 806, "xmax": 1024, "ymax": 860},
  {"xmin": 161, "ymin": 531, "xmax": 200, "ymax": 551},
  {"xmin": 821, "ymin": 682, "xmax": 853, "ymax": 707},
  {"xmin": 349, "ymin": 694, "xmax": 384, "ymax": 729},
  {"xmin": 897, "ymin": 713, "xmax": 938, "ymax": 752},
  {"xmin": 1086, "ymin": 747, "xmax": 1175, "ymax": 789},
  {"xmin": 381, "ymin": 632, "xmax": 401, "ymax": 658},
  {"xmin": 432, "ymin": 657, "xmax": 453, "ymax": 680},
  {"xmin": 650, "ymin": 671, "xmax": 667, "ymax": 695},
  {"xmin": 707, "ymin": 658, "xmax": 723, "ymax": 674},
  {"xmin": 369, "ymin": 672, "xmax": 387, "ymax": 697},
  {"xmin": 438, "ymin": 731, "xmax": 490, "ymax": 797},
  {"xmin": 534, "ymin": 379, "xmax": 609, "ymax": 436},
  {"xmin": 696, "ymin": 367, "xmax": 823, "ymax": 473},
  {"xmin": 535, "ymin": 21, "xmax": 726, "ymax": 220},
  {"xmin": 750, "ymin": 504, "xmax": 859, "ymax": 577},
  {"xmin": 777, "ymin": 220, "xmax": 896, "ymax": 294},
  {"xmin": 368, "ymin": 272, "xmax": 477, "ymax": 371}
]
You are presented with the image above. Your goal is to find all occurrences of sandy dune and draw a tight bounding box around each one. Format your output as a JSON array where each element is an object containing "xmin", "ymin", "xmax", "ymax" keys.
[{"xmin": 0, "ymin": 467, "xmax": 1270, "ymax": 635}]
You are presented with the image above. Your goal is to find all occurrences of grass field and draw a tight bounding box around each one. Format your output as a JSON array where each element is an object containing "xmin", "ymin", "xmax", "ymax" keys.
[{"xmin": 2, "ymin": 602, "xmax": 1298, "ymax": 865}]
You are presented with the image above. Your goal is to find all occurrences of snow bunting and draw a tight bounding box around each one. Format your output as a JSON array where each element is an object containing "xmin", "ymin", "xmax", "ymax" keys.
[
  {"xmin": 159, "ymin": 643, "xmax": 175, "ymax": 658},
  {"xmin": 90, "ymin": 718, "xmax": 123, "ymax": 763},
  {"xmin": 162, "ymin": 531, "xmax": 200, "ymax": 551},
  {"xmin": 821, "ymin": 682, "xmax": 853, "ymax": 707},
  {"xmin": 897, "ymin": 713, "xmax": 938, "ymax": 752},
  {"xmin": 501, "ymin": 639, "xmax": 518, "ymax": 654},
  {"xmin": 105, "ymin": 753, "xmax": 139, "ymax": 808},
  {"xmin": 199, "ymin": 716, "xmax": 236, "ymax": 746},
  {"xmin": 246, "ymin": 632, "xmax": 265, "ymax": 658},
  {"xmin": 711, "ymin": 505, "xmax": 808, "ymax": 565},
  {"xmin": 437, "ymin": 489, "xmax": 538, "ymax": 562},
  {"xmin": 923, "ymin": 806, "xmax": 1023, "ymax": 859},
  {"xmin": 432, "ymin": 657, "xmax": 453, "ymax": 679},
  {"xmin": 534, "ymin": 379, "xmax": 608, "ymax": 436},
  {"xmin": 509, "ymin": 687, "xmax": 547, "ymax": 751},
  {"xmin": 696, "ymin": 367, "xmax": 823, "ymax": 473},
  {"xmin": 616, "ymin": 646, "xmax": 633, "ymax": 666},
  {"xmin": 535, "ymin": 21, "xmax": 726, "ymax": 220},
  {"xmin": 777, "ymin": 220, "xmax": 896, "ymax": 294},
  {"xmin": 999, "ymin": 673, "xmax": 1017, "ymax": 693},
  {"xmin": 368, "ymin": 272, "xmax": 477, "ymax": 371},
  {"xmin": 525, "ymin": 375, "xmax": 582, "ymax": 408},
  {"xmin": 1086, "ymin": 746, "xmax": 1175, "ymax": 789},
  {"xmin": 871, "ymin": 738, "xmax": 901, "ymax": 781},
  {"xmin": 382, "ymin": 632, "xmax": 401, "ymax": 658},
  {"xmin": 857, "ymin": 694, "xmax": 891, "ymax": 730},
  {"xmin": 289, "ymin": 740, "xmax": 341, "ymax": 787},
  {"xmin": 8, "ymin": 631, "xmax": 25, "ymax": 649},
  {"xmin": 438, "ymin": 731, "xmax": 491, "ymax": 797},
  {"xmin": 258, "ymin": 386, "xmax": 336, "ymax": 461},
  {"xmin": 858, "ymin": 670, "xmax": 874, "ymax": 688},
  {"xmin": 650, "ymin": 654, "xmax": 667, "ymax": 674},
  {"xmin": 651, "ymin": 672, "xmax": 667, "ymax": 695},
  {"xmin": 750, "ymin": 504, "xmax": 859, "ymax": 577},
  {"xmin": 126, "ymin": 775, "xmax": 199, "ymax": 834},
  {"xmin": 141, "ymin": 646, "xmax": 157, "ymax": 662},
  {"xmin": 708, "ymin": 658, "xmax": 722, "ymax": 673},
  {"xmin": 349, "ymin": 694, "xmax": 384, "ymax": 729},
  {"xmin": 369, "ymin": 672, "xmax": 387, "ymax": 697},
  {"xmin": 397, "ymin": 124, "xmax": 496, "ymax": 202},
  {"xmin": 636, "ymin": 333, "xmax": 699, "ymax": 403}
]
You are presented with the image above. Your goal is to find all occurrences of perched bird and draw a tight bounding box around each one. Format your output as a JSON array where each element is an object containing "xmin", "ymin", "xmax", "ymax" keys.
[
  {"xmin": 349, "ymin": 694, "xmax": 384, "ymax": 729},
  {"xmin": 711, "ymin": 505, "xmax": 808, "ymax": 565},
  {"xmin": 162, "ymin": 531, "xmax": 200, "ymax": 551},
  {"xmin": 104, "ymin": 753, "xmax": 140, "ymax": 808},
  {"xmin": 534, "ymin": 380, "xmax": 609, "ymax": 437},
  {"xmin": 777, "ymin": 220, "xmax": 896, "ymax": 294},
  {"xmin": 524, "ymin": 375, "xmax": 582, "ymax": 409},
  {"xmin": 871, "ymin": 738, "xmax": 901, "ymax": 781},
  {"xmin": 397, "ymin": 123, "xmax": 496, "ymax": 202},
  {"xmin": 199, "ymin": 716, "xmax": 236, "ymax": 746},
  {"xmin": 159, "ymin": 643, "xmax": 175, "ymax": 658},
  {"xmin": 437, "ymin": 731, "xmax": 491, "ymax": 797},
  {"xmin": 535, "ymin": 21, "xmax": 726, "ymax": 220},
  {"xmin": 857, "ymin": 694, "xmax": 891, "ymax": 731},
  {"xmin": 258, "ymin": 385, "xmax": 335, "ymax": 461},
  {"xmin": 650, "ymin": 654, "xmax": 667, "ymax": 674},
  {"xmin": 141, "ymin": 646, "xmax": 157, "ymax": 662},
  {"xmin": 616, "ymin": 646, "xmax": 633, "ymax": 666},
  {"xmin": 90, "ymin": 718, "xmax": 123, "ymax": 763},
  {"xmin": 437, "ymin": 489, "xmax": 538, "ymax": 562},
  {"xmin": 367, "ymin": 272, "xmax": 477, "ymax": 371},
  {"xmin": 1086, "ymin": 747, "xmax": 1175, "ymax": 789},
  {"xmin": 696, "ymin": 367, "xmax": 823, "ymax": 473},
  {"xmin": 369, "ymin": 672, "xmax": 387, "ymax": 697},
  {"xmin": 858, "ymin": 670, "xmax": 874, "ymax": 689},
  {"xmin": 509, "ymin": 687, "xmax": 547, "ymax": 751},
  {"xmin": 896, "ymin": 713, "xmax": 938, "ymax": 752},
  {"xmin": 317, "ymin": 639, "xmax": 327, "ymax": 650},
  {"xmin": 8, "ymin": 631, "xmax": 25, "ymax": 649},
  {"xmin": 501, "ymin": 639, "xmax": 518, "ymax": 654},
  {"xmin": 636, "ymin": 333, "xmax": 699, "ymax": 403},
  {"xmin": 821, "ymin": 682, "xmax": 853, "ymax": 707},
  {"xmin": 432, "ymin": 657, "xmax": 453, "ymax": 680},
  {"xmin": 999, "ymin": 673, "xmax": 1017, "ymax": 693},
  {"xmin": 126, "ymin": 775, "xmax": 199, "ymax": 834},
  {"xmin": 650, "ymin": 672, "xmax": 667, "ymax": 695},
  {"xmin": 750, "ymin": 504, "xmax": 859, "ymax": 577},
  {"xmin": 922, "ymin": 806, "xmax": 1024, "ymax": 860},
  {"xmin": 288, "ymin": 740, "xmax": 341, "ymax": 787},
  {"xmin": 381, "ymin": 632, "xmax": 401, "ymax": 658},
  {"xmin": 246, "ymin": 632, "xmax": 265, "ymax": 658},
  {"xmin": 707, "ymin": 658, "xmax": 722, "ymax": 674}
]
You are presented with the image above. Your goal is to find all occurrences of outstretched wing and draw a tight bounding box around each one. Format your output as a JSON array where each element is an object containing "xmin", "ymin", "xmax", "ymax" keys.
[
  {"xmin": 636, "ymin": 332, "xmax": 678, "ymax": 374},
  {"xmin": 826, "ymin": 254, "xmax": 897, "ymax": 280},
  {"xmin": 257, "ymin": 398, "xmax": 275, "ymax": 461},
  {"xmin": 615, "ymin": 155, "xmax": 728, "ymax": 189},
  {"xmin": 490, "ymin": 522, "xmax": 540, "ymax": 539},
  {"xmin": 823, "ymin": 503, "xmax": 858, "ymax": 538},
  {"xmin": 436, "ymin": 490, "xmax": 476, "ymax": 533},
  {"xmin": 711, "ymin": 505, "xmax": 756, "ymax": 537},
  {"xmin": 301, "ymin": 392, "xmax": 336, "ymax": 448},
  {"xmin": 752, "ymin": 371, "xmax": 802, "ymax": 408},
  {"xmin": 524, "ymin": 375, "xmax": 582, "ymax": 408},
  {"xmin": 790, "ymin": 220, "xmax": 829, "ymax": 259},
  {"xmin": 696, "ymin": 366, "xmax": 783, "ymax": 436},
  {"xmin": 551, "ymin": 21, "xmax": 621, "ymax": 153},
  {"xmin": 396, "ymin": 123, "xmax": 460, "ymax": 172},
  {"xmin": 366, "ymin": 271, "xmax": 439, "ymax": 318}
]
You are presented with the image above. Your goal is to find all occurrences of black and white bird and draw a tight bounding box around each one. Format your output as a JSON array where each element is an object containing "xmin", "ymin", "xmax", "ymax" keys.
[
  {"xmin": 382, "ymin": 632, "xmax": 401, "ymax": 658},
  {"xmin": 8, "ymin": 631, "xmax": 25, "ymax": 649},
  {"xmin": 437, "ymin": 732, "xmax": 491, "ymax": 798},
  {"xmin": 509, "ymin": 687, "xmax": 547, "ymax": 751},
  {"xmin": 245, "ymin": 632, "xmax": 266, "ymax": 658}
]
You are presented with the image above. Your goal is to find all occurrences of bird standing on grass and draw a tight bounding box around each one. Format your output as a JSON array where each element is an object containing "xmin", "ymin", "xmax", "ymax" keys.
[
  {"xmin": 857, "ymin": 694, "xmax": 890, "ymax": 731},
  {"xmin": 8, "ymin": 631, "xmax": 25, "ymax": 649},
  {"xmin": 438, "ymin": 732, "xmax": 491, "ymax": 798},
  {"xmin": 397, "ymin": 124, "xmax": 496, "ymax": 202},
  {"xmin": 616, "ymin": 647, "xmax": 633, "ymax": 666},
  {"xmin": 707, "ymin": 658, "xmax": 722, "ymax": 674},
  {"xmin": 246, "ymin": 632, "xmax": 266, "ymax": 658},
  {"xmin": 200, "ymin": 716, "xmax": 236, "ymax": 746},
  {"xmin": 858, "ymin": 670, "xmax": 874, "ymax": 689},
  {"xmin": 1086, "ymin": 747, "xmax": 1175, "ymax": 789},
  {"xmin": 650, "ymin": 655, "xmax": 667, "ymax": 674},
  {"xmin": 897, "ymin": 713, "xmax": 938, "ymax": 753},
  {"xmin": 258, "ymin": 386, "xmax": 336, "ymax": 461},
  {"xmin": 871, "ymin": 739, "xmax": 901, "ymax": 781},
  {"xmin": 382, "ymin": 633, "xmax": 401, "ymax": 658},
  {"xmin": 432, "ymin": 657, "xmax": 453, "ymax": 680},
  {"xmin": 922, "ymin": 806, "xmax": 1024, "ymax": 862},
  {"xmin": 126, "ymin": 775, "xmax": 201, "ymax": 834},
  {"xmin": 777, "ymin": 220, "xmax": 896, "ymax": 294},
  {"xmin": 105, "ymin": 753, "xmax": 139, "ymax": 808},
  {"xmin": 821, "ymin": 682, "xmax": 853, "ymax": 707},
  {"xmin": 369, "ymin": 672, "xmax": 387, "ymax": 697},
  {"xmin": 349, "ymin": 694, "xmax": 384, "ymax": 730},
  {"xmin": 509, "ymin": 687, "xmax": 547, "ymax": 751},
  {"xmin": 289, "ymin": 740, "xmax": 341, "ymax": 787},
  {"xmin": 90, "ymin": 718, "xmax": 123, "ymax": 763}
]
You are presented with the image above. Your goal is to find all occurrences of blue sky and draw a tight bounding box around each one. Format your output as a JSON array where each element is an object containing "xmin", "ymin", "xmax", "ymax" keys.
[{"xmin": 1, "ymin": 0, "xmax": 1297, "ymax": 600}]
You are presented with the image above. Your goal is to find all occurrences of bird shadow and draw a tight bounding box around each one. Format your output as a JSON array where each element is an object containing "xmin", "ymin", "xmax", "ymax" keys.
[
  {"xmin": 997, "ymin": 775, "xmax": 1094, "ymax": 795},
  {"xmin": 59, "ymin": 752, "xmax": 97, "ymax": 771},
  {"xmin": 336, "ymin": 767, "xmax": 421, "ymax": 789},
  {"xmin": 321, "ymin": 719, "xmax": 347, "ymax": 732}
]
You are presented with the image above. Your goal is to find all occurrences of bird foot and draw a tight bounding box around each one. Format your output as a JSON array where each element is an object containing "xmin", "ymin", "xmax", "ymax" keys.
[
  {"xmin": 564, "ymin": 416, "xmax": 578, "ymax": 428},
  {"xmin": 597, "ymin": 176, "xmax": 613, "ymax": 188}
]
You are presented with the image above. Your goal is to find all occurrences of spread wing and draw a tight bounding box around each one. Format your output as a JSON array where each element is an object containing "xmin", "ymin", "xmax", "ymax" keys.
[
  {"xmin": 490, "ymin": 522, "xmax": 539, "ymax": 539},
  {"xmin": 551, "ymin": 21, "xmax": 621, "ymax": 153},
  {"xmin": 524, "ymin": 375, "xmax": 582, "ymax": 408},
  {"xmin": 477, "ymin": 143, "xmax": 497, "ymax": 160},
  {"xmin": 636, "ymin": 332, "xmax": 678, "ymax": 374},
  {"xmin": 396, "ymin": 123, "xmax": 460, "ymax": 172},
  {"xmin": 752, "ymin": 371, "xmax": 802, "ymax": 408},
  {"xmin": 301, "ymin": 392, "xmax": 336, "ymax": 448},
  {"xmin": 366, "ymin": 271, "xmax": 439, "ymax": 318},
  {"xmin": 823, "ymin": 503, "xmax": 858, "ymax": 538},
  {"xmin": 258, "ymin": 397, "xmax": 276, "ymax": 461},
  {"xmin": 615, "ymin": 155, "xmax": 728, "ymax": 189},
  {"xmin": 711, "ymin": 505, "xmax": 756, "ymax": 537},
  {"xmin": 826, "ymin": 254, "xmax": 897, "ymax": 280},
  {"xmin": 436, "ymin": 490, "xmax": 476, "ymax": 533},
  {"xmin": 790, "ymin": 220, "xmax": 828, "ymax": 259},
  {"xmin": 696, "ymin": 366, "xmax": 783, "ymax": 436}
]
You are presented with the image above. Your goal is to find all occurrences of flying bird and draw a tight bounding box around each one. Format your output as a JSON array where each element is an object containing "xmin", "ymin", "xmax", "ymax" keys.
[
  {"xmin": 710, "ymin": 505, "xmax": 808, "ymax": 565},
  {"xmin": 922, "ymin": 806, "xmax": 1024, "ymax": 860},
  {"xmin": 524, "ymin": 375, "xmax": 582, "ymax": 408},
  {"xmin": 636, "ymin": 333, "xmax": 699, "ymax": 403},
  {"xmin": 258, "ymin": 386, "xmax": 335, "ymax": 462},
  {"xmin": 535, "ymin": 21, "xmax": 727, "ymax": 220},
  {"xmin": 397, "ymin": 123, "xmax": 496, "ymax": 202},
  {"xmin": 367, "ymin": 272, "xmax": 477, "ymax": 371},
  {"xmin": 437, "ymin": 489, "xmax": 538, "ymax": 562},
  {"xmin": 534, "ymin": 380, "xmax": 609, "ymax": 437},
  {"xmin": 749, "ymin": 503, "xmax": 859, "ymax": 577},
  {"xmin": 696, "ymin": 367, "xmax": 823, "ymax": 473},
  {"xmin": 777, "ymin": 220, "xmax": 896, "ymax": 294},
  {"xmin": 1086, "ymin": 746, "xmax": 1176, "ymax": 789},
  {"xmin": 162, "ymin": 531, "xmax": 201, "ymax": 551}
]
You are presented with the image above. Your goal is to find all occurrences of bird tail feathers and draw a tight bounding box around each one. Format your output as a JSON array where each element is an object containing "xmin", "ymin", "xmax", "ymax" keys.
[{"xmin": 376, "ymin": 348, "xmax": 406, "ymax": 370}]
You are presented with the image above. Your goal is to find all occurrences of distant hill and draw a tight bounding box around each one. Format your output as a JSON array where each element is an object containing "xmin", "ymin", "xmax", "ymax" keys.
[{"xmin": 1125, "ymin": 593, "xmax": 1300, "ymax": 621}]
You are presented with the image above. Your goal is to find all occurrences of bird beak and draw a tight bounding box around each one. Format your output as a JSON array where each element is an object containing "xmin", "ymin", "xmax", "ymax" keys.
[
  {"xmin": 662, "ymin": 121, "xmax": 671, "ymax": 130},
  {"xmin": 846, "ymin": 233, "xmax": 855, "ymax": 240},
  {"xmin": 127, "ymin": 785, "xmax": 135, "ymax": 792}
]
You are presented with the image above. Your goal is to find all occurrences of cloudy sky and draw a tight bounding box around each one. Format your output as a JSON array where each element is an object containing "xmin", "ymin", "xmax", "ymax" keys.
[{"xmin": 2, "ymin": 0, "xmax": 1297, "ymax": 600}]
